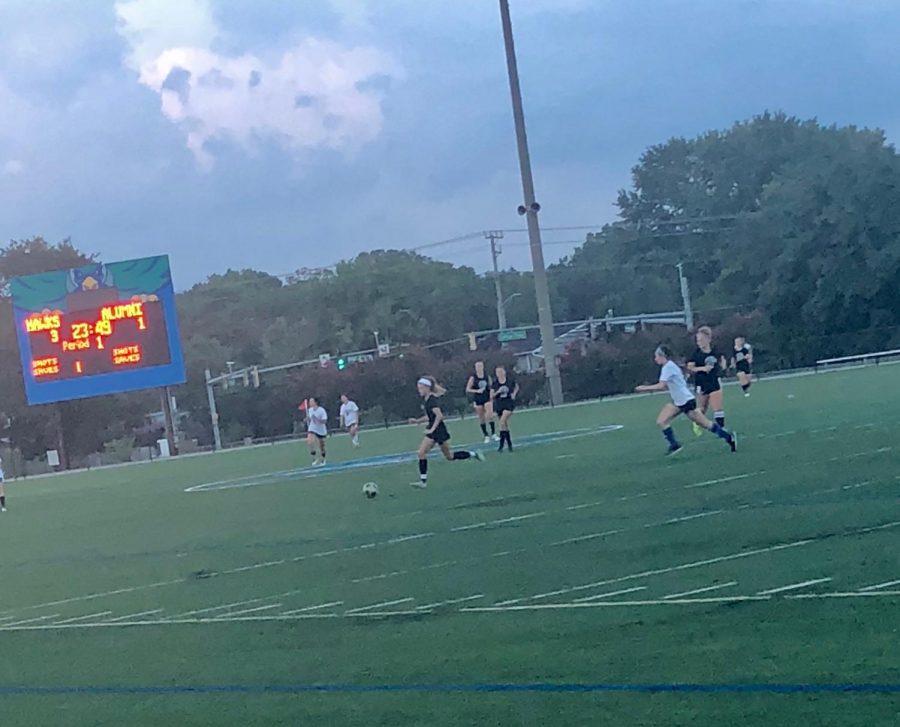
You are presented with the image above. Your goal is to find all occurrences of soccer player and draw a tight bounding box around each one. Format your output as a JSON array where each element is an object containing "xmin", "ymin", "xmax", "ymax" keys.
[
  {"xmin": 635, "ymin": 345, "xmax": 737, "ymax": 456},
  {"xmin": 466, "ymin": 361, "xmax": 497, "ymax": 444},
  {"xmin": 491, "ymin": 365, "xmax": 519, "ymax": 452},
  {"xmin": 686, "ymin": 326, "xmax": 727, "ymax": 436},
  {"xmin": 304, "ymin": 397, "xmax": 328, "ymax": 466},
  {"xmin": 732, "ymin": 336, "xmax": 754, "ymax": 396},
  {"xmin": 0, "ymin": 457, "xmax": 6, "ymax": 512},
  {"xmin": 409, "ymin": 376, "xmax": 483, "ymax": 488},
  {"xmin": 340, "ymin": 394, "xmax": 361, "ymax": 447}
]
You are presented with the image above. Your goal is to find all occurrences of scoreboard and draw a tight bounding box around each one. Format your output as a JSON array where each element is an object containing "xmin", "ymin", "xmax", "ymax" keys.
[{"xmin": 11, "ymin": 255, "xmax": 186, "ymax": 405}]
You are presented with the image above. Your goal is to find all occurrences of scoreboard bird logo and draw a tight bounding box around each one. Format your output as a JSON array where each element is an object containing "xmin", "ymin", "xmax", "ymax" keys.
[{"xmin": 67, "ymin": 264, "xmax": 115, "ymax": 293}]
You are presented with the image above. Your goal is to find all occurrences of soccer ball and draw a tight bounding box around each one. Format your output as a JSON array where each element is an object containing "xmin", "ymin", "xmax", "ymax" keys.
[{"xmin": 362, "ymin": 482, "xmax": 379, "ymax": 499}]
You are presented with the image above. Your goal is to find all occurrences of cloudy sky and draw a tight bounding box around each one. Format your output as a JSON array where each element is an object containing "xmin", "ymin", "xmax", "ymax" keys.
[{"xmin": 1, "ymin": 0, "xmax": 899, "ymax": 286}]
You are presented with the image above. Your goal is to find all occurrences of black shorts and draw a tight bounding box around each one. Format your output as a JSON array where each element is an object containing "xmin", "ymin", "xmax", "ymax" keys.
[
  {"xmin": 473, "ymin": 394, "xmax": 490, "ymax": 407},
  {"xmin": 307, "ymin": 431, "xmax": 327, "ymax": 440},
  {"xmin": 736, "ymin": 361, "xmax": 751, "ymax": 375},
  {"xmin": 495, "ymin": 400, "xmax": 516, "ymax": 415},
  {"xmin": 426, "ymin": 424, "xmax": 451, "ymax": 445},
  {"xmin": 696, "ymin": 379, "xmax": 721, "ymax": 396},
  {"xmin": 677, "ymin": 399, "xmax": 698, "ymax": 414}
]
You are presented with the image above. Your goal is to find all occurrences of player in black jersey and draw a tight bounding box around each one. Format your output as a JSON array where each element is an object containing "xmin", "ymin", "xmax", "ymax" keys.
[
  {"xmin": 409, "ymin": 376, "xmax": 484, "ymax": 487},
  {"xmin": 686, "ymin": 326, "xmax": 727, "ymax": 436},
  {"xmin": 491, "ymin": 365, "xmax": 520, "ymax": 452},
  {"xmin": 732, "ymin": 336, "xmax": 754, "ymax": 396},
  {"xmin": 466, "ymin": 361, "xmax": 497, "ymax": 444}
]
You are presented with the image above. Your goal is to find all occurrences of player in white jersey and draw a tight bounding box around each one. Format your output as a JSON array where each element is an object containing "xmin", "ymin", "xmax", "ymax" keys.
[
  {"xmin": 0, "ymin": 457, "xmax": 6, "ymax": 512},
  {"xmin": 304, "ymin": 397, "xmax": 328, "ymax": 466},
  {"xmin": 339, "ymin": 394, "xmax": 360, "ymax": 447},
  {"xmin": 635, "ymin": 345, "xmax": 737, "ymax": 456}
]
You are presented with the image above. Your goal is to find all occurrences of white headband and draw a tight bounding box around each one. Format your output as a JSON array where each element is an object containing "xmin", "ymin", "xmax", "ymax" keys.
[{"xmin": 417, "ymin": 377, "xmax": 433, "ymax": 388}]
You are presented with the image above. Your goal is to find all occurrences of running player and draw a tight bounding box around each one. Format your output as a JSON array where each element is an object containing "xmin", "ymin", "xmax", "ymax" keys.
[
  {"xmin": 732, "ymin": 336, "xmax": 754, "ymax": 396},
  {"xmin": 635, "ymin": 345, "xmax": 737, "ymax": 456},
  {"xmin": 339, "ymin": 394, "xmax": 361, "ymax": 447},
  {"xmin": 687, "ymin": 326, "xmax": 727, "ymax": 436},
  {"xmin": 491, "ymin": 365, "xmax": 519, "ymax": 452},
  {"xmin": 304, "ymin": 397, "xmax": 328, "ymax": 466},
  {"xmin": 0, "ymin": 457, "xmax": 6, "ymax": 512},
  {"xmin": 466, "ymin": 361, "xmax": 497, "ymax": 443},
  {"xmin": 409, "ymin": 376, "xmax": 484, "ymax": 488}
]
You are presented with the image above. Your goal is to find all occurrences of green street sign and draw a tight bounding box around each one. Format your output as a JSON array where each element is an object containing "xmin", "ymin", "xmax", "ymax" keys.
[{"xmin": 498, "ymin": 328, "xmax": 528, "ymax": 342}]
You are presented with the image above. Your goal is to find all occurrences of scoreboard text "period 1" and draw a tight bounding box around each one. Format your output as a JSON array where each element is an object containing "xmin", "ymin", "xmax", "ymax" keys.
[{"xmin": 11, "ymin": 255, "xmax": 186, "ymax": 405}]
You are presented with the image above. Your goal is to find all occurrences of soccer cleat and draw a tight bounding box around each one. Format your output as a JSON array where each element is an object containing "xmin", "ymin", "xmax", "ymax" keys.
[
  {"xmin": 666, "ymin": 444, "xmax": 683, "ymax": 456},
  {"xmin": 483, "ymin": 436, "xmax": 491, "ymax": 444},
  {"xmin": 692, "ymin": 422, "xmax": 703, "ymax": 437},
  {"xmin": 729, "ymin": 433, "xmax": 738, "ymax": 453},
  {"xmin": 744, "ymin": 392, "xmax": 750, "ymax": 398},
  {"xmin": 0, "ymin": 507, "xmax": 5, "ymax": 513},
  {"xmin": 492, "ymin": 434, "xmax": 500, "ymax": 442},
  {"xmin": 410, "ymin": 481, "xmax": 427, "ymax": 489},
  {"xmin": 473, "ymin": 450, "xmax": 485, "ymax": 462}
]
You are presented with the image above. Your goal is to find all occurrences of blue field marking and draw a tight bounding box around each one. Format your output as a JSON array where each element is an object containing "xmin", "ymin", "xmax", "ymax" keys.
[
  {"xmin": 185, "ymin": 424, "xmax": 623, "ymax": 493},
  {"xmin": 0, "ymin": 681, "xmax": 897, "ymax": 696}
]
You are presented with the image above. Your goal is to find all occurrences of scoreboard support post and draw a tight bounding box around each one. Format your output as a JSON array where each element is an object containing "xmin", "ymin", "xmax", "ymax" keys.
[{"xmin": 160, "ymin": 386, "xmax": 177, "ymax": 456}]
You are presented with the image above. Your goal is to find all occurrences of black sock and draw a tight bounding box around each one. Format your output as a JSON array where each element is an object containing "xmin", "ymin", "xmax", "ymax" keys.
[
  {"xmin": 418, "ymin": 459, "xmax": 428, "ymax": 480},
  {"xmin": 452, "ymin": 450, "xmax": 471, "ymax": 460},
  {"xmin": 504, "ymin": 431, "xmax": 513, "ymax": 450},
  {"xmin": 715, "ymin": 412, "xmax": 725, "ymax": 428},
  {"xmin": 310, "ymin": 451, "xmax": 317, "ymax": 460},
  {"xmin": 490, "ymin": 421, "xmax": 496, "ymax": 435},
  {"xmin": 741, "ymin": 384, "xmax": 750, "ymax": 392},
  {"xmin": 0, "ymin": 495, "xmax": 5, "ymax": 507},
  {"xmin": 480, "ymin": 423, "xmax": 488, "ymax": 436}
]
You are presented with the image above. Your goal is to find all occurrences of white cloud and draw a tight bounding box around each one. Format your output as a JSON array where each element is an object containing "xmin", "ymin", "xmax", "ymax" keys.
[
  {"xmin": 2, "ymin": 159, "xmax": 24, "ymax": 176},
  {"xmin": 115, "ymin": 0, "xmax": 401, "ymax": 168}
]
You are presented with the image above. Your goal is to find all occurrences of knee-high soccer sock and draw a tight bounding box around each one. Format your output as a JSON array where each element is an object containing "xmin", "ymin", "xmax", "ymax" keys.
[
  {"xmin": 663, "ymin": 427, "xmax": 679, "ymax": 449},
  {"xmin": 741, "ymin": 383, "xmax": 751, "ymax": 393},
  {"xmin": 480, "ymin": 422, "xmax": 489, "ymax": 437},
  {"xmin": 0, "ymin": 494, "xmax": 5, "ymax": 508},
  {"xmin": 490, "ymin": 420, "xmax": 496, "ymax": 435},
  {"xmin": 715, "ymin": 411, "xmax": 725, "ymax": 427},
  {"xmin": 709, "ymin": 422, "xmax": 733, "ymax": 443},
  {"xmin": 502, "ymin": 431, "xmax": 513, "ymax": 450},
  {"xmin": 452, "ymin": 450, "xmax": 472, "ymax": 461},
  {"xmin": 418, "ymin": 458, "xmax": 428, "ymax": 483}
]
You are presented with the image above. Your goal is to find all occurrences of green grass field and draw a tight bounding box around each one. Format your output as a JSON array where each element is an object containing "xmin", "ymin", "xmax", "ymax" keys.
[{"xmin": 1, "ymin": 365, "xmax": 899, "ymax": 726}]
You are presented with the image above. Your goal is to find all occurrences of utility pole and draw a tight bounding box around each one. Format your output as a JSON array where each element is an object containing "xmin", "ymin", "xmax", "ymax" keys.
[
  {"xmin": 485, "ymin": 230, "xmax": 507, "ymax": 330},
  {"xmin": 676, "ymin": 262, "xmax": 694, "ymax": 330},
  {"xmin": 160, "ymin": 386, "xmax": 177, "ymax": 456},
  {"xmin": 205, "ymin": 368, "xmax": 222, "ymax": 451},
  {"xmin": 498, "ymin": 0, "xmax": 563, "ymax": 405}
]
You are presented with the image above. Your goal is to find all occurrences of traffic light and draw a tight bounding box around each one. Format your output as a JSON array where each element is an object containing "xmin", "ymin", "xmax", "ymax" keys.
[{"xmin": 337, "ymin": 357, "xmax": 347, "ymax": 371}]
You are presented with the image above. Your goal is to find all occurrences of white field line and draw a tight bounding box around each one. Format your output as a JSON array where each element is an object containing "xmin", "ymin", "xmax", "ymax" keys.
[
  {"xmin": 572, "ymin": 587, "xmax": 647, "ymax": 603},
  {"xmin": 2, "ymin": 591, "xmax": 900, "ymax": 631},
  {"xmin": 788, "ymin": 591, "xmax": 900, "ymax": 600},
  {"xmin": 555, "ymin": 454, "xmax": 577, "ymax": 460},
  {"xmin": 221, "ymin": 559, "xmax": 286, "ymax": 575},
  {"xmin": 549, "ymin": 529, "xmax": 625, "ymax": 547},
  {"xmin": 224, "ymin": 603, "xmax": 283, "ymax": 618},
  {"xmin": 416, "ymin": 594, "xmax": 485, "ymax": 611},
  {"xmin": 387, "ymin": 533, "xmax": 435, "ymax": 544},
  {"xmin": 450, "ymin": 512, "xmax": 546, "ymax": 532},
  {"xmin": 280, "ymin": 601, "xmax": 343, "ymax": 616},
  {"xmin": 4, "ymin": 614, "xmax": 61, "ymax": 627},
  {"xmin": 617, "ymin": 493, "xmax": 649, "ymax": 502},
  {"xmin": 352, "ymin": 571, "xmax": 409, "ymax": 584},
  {"xmin": 656, "ymin": 510, "xmax": 724, "ymax": 526},
  {"xmin": 496, "ymin": 539, "xmax": 814, "ymax": 606},
  {"xmin": 662, "ymin": 582, "xmax": 738, "ymax": 600},
  {"xmin": 566, "ymin": 500, "xmax": 607, "ymax": 511},
  {"xmin": 53, "ymin": 611, "xmax": 112, "ymax": 625},
  {"xmin": 468, "ymin": 596, "xmax": 773, "ymax": 613},
  {"xmin": 757, "ymin": 578, "xmax": 833, "ymax": 596},
  {"xmin": 683, "ymin": 473, "xmax": 765, "ymax": 490},
  {"xmin": 106, "ymin": 609, "xmax": 164, "ymax": 623},
  {"xmin": 176, "ymin": 597, "xmax": 267, "ymax": 618},
  {"xmin": 858, "ymin": 579, "xmax": 900, "ymax": 592},
  {"xmin": 344, "ymin": 598, "xmax": 414, "ymax": 615}
]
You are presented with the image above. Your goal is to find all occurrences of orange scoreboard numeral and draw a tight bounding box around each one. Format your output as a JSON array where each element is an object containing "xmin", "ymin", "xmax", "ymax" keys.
[
  {"xmin": 75, "ymin": 361, "xmax": 83, "ymax": 374},
  {"xmin": 50, "ymin": 329, "xmax": 59, "ymax": 343},
  {"xmin": 137, "ymin": 316, "xmax": 147, "ymax": 330},
  {"xmin": 96, "ymin": 335, "xmax": 105, "ymax": 350}
]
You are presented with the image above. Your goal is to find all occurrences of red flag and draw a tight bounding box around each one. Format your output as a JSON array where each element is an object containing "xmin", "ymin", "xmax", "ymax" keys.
[{"xmin": 298, "ymin": 399, "xmax": 308, "ymax": 411}]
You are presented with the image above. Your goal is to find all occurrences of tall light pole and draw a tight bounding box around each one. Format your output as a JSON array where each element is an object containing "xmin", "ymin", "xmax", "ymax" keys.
[{"xmin": 498, "ymin": 0, "xmax": 563, "ymax": 405}]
